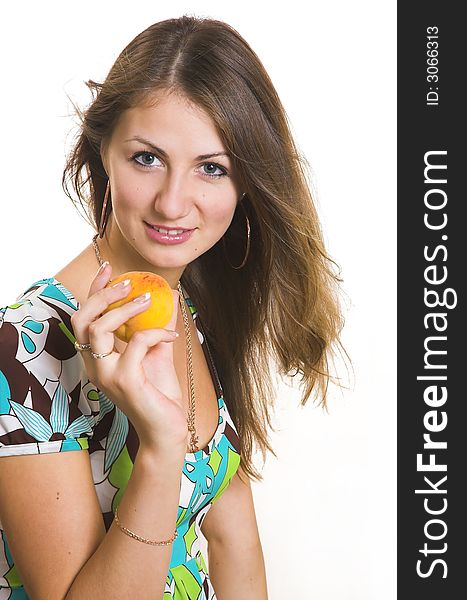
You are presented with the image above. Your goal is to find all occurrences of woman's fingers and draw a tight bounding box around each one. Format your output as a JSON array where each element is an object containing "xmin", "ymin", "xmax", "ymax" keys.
[
  {"xmin": 87, "ymin": 287, "xmax": 150, "ymax": 348},
  {"xmin": 119, "ymin": 289, "xmax": 181, "ymax": 399},
  {"xmin": 117, "ymin": 327, "xmax": 179, "ymax": 382},
  {"xmin": 118, "ymin": 289, "xmax": 180, "ymax": 371},
  {"xmin": 71, "ymin": 264, "xmax": 181, "ymax": 381},
  {"xmin": 73, "ymin": 275, "xmax": 135, "ymax": 344},
  {"xmin": 88, "ymin": 261, "xmax": 112, "ymax": 297},
  {"xmin": 108, "ymin": 289, "xmax": 182, "ymax": 404}
]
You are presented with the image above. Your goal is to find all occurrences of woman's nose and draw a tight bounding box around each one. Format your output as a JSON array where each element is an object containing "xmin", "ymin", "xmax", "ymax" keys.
[{"xmin": 152, "ymin": 174, "xmax": 194, "ymax": 220}]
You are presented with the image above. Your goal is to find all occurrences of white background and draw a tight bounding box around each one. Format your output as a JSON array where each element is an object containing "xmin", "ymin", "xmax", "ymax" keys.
[{"xmin": 0, "ymin": 2, "xmax": 396, "ymax": 598}]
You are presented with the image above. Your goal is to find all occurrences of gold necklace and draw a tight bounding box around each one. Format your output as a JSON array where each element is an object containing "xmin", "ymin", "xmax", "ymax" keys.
[{"xmin": 91, "ymin": 233, "xmax": 199, "ymax": 453}]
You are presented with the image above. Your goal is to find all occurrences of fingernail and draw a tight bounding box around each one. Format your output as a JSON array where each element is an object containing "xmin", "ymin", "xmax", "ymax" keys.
[
  {"xmin": 96, "ymin": 261, "xmax": 109, "ymax": 276},
  {"xmin": 166, "ymin": 329, "xmax": 179, "ymax": 337},
  {"xmin": 111, "ymin": 279, "xmax": 131, "ymax": 288},
  {"xmin": 132, "ymin": 292, "xmax": 151, "ymax": 303}
]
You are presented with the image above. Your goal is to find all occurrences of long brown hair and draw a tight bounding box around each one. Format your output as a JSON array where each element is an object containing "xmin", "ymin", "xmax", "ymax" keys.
[{"xmin": 62, "ymin": 15, "xmax": 350, "ymax": 481}]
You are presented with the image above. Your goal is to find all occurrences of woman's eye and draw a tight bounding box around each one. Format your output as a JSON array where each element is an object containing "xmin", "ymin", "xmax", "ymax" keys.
[
  {"xmin": 133, "ymin": 152, "xmax": 160, "ymax": 168},
  {"xmin": 202, "ymin": 163, "xmax": 227, "ymax": 178}
]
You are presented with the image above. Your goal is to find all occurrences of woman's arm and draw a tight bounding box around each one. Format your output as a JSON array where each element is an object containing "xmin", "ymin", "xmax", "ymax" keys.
[
  {"xmin": 201, "ymin": 465, "xmax": 268, "ymax": 599},
  {"xmin": 0, "ymin": 444, "xmax": 185, "ymax": 600}
]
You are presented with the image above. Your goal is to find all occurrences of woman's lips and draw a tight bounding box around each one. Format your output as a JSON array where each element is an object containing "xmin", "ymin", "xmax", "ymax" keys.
[
  {"xmin": 146, "ymin": 222, "xmax": 194, "ymax": 232},
  {"xmin": 144, "ymin": 222, "xmax": 195, "ymax": 245}
]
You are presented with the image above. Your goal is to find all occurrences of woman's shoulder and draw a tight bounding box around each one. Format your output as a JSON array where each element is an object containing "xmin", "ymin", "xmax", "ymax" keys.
[
  {"xmin": 0, "ymin": 276, "xmax": 79, "ymax": 358},
  {"xmin": 0, "ymin": 276, "xmax": 80, "ymax": 369},
  {"xmin": 0, "ymin": 277, "xmax": 95, "ymax": 457},
  {"xmin": 2, "ymin": 276, "xmax": 79, "ymax": 313}
]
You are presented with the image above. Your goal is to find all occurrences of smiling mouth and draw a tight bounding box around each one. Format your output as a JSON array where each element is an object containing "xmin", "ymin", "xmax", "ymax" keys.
[{"xmin": 145, "ymin": 222, "xmax": 194, "ymax": 235}]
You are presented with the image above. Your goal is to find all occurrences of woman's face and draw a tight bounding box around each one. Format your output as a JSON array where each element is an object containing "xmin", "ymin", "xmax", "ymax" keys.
[{"xmin": 100, "ymin": 90, "xmax": 241, "ymax": 286}]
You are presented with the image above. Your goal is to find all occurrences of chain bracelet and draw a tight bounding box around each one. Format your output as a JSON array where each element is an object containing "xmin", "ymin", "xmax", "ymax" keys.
[{"xmin": 114, "ymin": 505, "xmax": 178, "ymax": 546}]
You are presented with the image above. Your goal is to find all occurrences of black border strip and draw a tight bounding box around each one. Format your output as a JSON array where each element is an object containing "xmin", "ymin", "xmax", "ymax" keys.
[{"xmin": 398, "ymin": 4, "xmax": 465, "ymax": 595}]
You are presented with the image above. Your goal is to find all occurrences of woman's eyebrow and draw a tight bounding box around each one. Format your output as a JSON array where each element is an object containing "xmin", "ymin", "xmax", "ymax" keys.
[{"xmin": 124, "ymin": 136, "xmax": 230, "ymax": 161}]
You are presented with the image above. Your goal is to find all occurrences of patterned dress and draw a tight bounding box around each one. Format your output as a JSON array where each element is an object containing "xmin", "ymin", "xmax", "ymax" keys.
[{"xmin": 0, "ymin": 277, "xmax": 241, "ymax": 599}]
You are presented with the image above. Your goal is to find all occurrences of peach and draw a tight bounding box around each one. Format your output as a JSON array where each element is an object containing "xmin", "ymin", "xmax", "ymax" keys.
[{"xmin": 103, "ymin": 271, "xmax": 174, "ymax": 343}]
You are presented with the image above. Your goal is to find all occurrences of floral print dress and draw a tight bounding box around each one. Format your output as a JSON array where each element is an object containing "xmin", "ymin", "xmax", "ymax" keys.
[{"xmin": 0, "ymin": 277, "xmax": 241, "ymax": 599}]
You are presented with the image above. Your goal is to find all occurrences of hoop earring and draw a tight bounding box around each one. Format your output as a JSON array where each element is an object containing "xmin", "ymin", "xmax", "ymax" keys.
[
  {"xmin": 222, "ymin": 193, "xmax": 251, "ymax": 270},
  {"xmin": 98, "ymin": 179, "xmax": 112, "ymax": 238}
]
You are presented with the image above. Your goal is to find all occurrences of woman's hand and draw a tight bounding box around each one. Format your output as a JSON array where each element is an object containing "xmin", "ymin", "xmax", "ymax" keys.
[{"xmin": 70, "ymin": 262, "xmax": 187, "ymax": 454}]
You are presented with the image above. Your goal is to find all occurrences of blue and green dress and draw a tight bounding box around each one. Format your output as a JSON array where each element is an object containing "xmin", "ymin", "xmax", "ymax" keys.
[{"xmin": 0, "ymin": 277, "xmax": 241, "ymax": 599}]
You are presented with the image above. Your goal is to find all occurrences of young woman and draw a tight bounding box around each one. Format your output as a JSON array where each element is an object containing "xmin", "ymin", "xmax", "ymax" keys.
[{"xmin": 0, "ymin": 15, "xmax": 346, "ymax": 599}]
